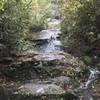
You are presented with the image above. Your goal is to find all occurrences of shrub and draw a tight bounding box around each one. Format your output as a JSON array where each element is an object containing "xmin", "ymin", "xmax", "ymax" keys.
[
  {"xmin": 0, "ymin": 0, "xmax": 32, "ymax": 50},
  {"xmin": 29, "ymin": 0, "xmax": 52, "ymax": 32},
  {"xmin": 76, "ymin": 0, "xmax": 100, "ymax": 41},
  {"xmin": 61, "ymin": 0, "xmax": 81, "ymax": 36},
  {"xmin": 0, "ymin": 0, "xmax": 53, "ymax": 52},
  {"xmin": 61, "ymin": 0, "xmax": 100, "ymax": 42}
]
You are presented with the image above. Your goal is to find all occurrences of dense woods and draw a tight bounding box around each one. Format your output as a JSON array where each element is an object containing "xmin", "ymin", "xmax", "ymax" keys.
[
  {"xmin": 61, "ymin": 0, "xmax": 100, "ymax": 39},
  {"xmin": 0, "ymin": 0, "xmax": 51, "ymax": 51},
  {"xmin": 61, "ymin": 0, "xmax": 100, "ymax": 54},
  {"xmin": 0, "ymin": 0, "xmax": 100, "ymax": 100}
]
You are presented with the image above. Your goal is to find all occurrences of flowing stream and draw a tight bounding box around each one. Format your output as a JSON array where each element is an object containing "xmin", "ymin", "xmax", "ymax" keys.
[
  {"xmin": 31, "ymin": 3, "xmax": 64, "ymax": 61},
  {"xmin": 75, "ymin": 68, "xmax": 100, "ymax": 100},
  {"xmin": 33, "ymin": 19, "xmax": 62, "ymax": 53}
]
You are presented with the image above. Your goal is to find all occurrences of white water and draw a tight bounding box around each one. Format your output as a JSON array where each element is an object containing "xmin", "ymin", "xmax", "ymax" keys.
[
  {"xmin": 33, "ymin": 7, "xmax": 62, "ymax": 54},
  {"xmin": 76, "ymin": 68, "xmax": 100, "ymax": 100}
]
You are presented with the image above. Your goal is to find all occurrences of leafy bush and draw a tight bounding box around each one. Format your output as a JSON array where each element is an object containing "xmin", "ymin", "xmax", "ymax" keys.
[
  {"xmin": 29, "ymin": 0, "xmax": 52, "ymax": 32},
  {"xmin": 0, "ymin": 0, "xmax": 52, "ymax": 52},
  {"xmin": 0, "ymin": 0, "xmax": 32, "ymax": 50},
  {"xmin": 76, "ymin": 0, "xmax": 100, "ymax": 41},
  {"xmin": 61, "ymin": 0, "xmax": 100, "ymax": 42},
  {"xmin": 61, "ymin": 0, "xmax": 81, "ymax": 36}
]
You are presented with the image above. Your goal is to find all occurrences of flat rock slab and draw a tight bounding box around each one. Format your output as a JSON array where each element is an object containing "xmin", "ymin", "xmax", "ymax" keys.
[
  {"xmin": 18, "ymin": 83, "xmax": 65, "ymax": 96},
  {"xmin": 33, "ymin": 52, "xmax": 65, "ymax": 61},
  {"xmin": 31, "ymin": 30, "xmax": 60, "ymax": 41},
  {"xmin": 29, "ymin": 76, "xmax": 71, "ymax": 87}
]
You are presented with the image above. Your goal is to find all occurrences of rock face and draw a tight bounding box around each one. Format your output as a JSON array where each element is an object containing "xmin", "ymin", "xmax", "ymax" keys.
[
  {"xmin": 33, "ymin": 52, "xmax": 65, "ymax": 61},
  {"xmin": 18, "ymin": 83, "xmax": 65, "ymax": 96},
  {"xmin": 31, "ymin": 30, "xmax": 60, "ymax": 41},
  {"xmin": 15, "ymin": 76, "xmax": 79, "ymax": 99},
  {"xmin": 17, "ymin": 76, "xmax": 71, "ymax": 96},
  {"xmin": 52, "ymin": 76, "xmax": 71, "ymax": 88}
]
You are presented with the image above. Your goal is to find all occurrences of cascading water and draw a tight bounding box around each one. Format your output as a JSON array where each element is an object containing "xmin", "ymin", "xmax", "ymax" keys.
[
  {"xmin": 32, "ymin": 2, "xmax": 63, "ymax": 56},
  {"xmin": 75, "ymin": 68, "xmax": 100, "ymax": 100}
]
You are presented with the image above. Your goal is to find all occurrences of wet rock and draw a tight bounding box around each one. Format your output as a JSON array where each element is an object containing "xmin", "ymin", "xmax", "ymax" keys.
[
  {"xmin": 32, "ymin": 51, "xmax": 84, "ymax": 67},
  {"xmin": 33, "ymin": 52, "xmax": 65, "ymax": 62},
  {"xmin": 33, "ymin": 38, "xmax": 62, "ymax": 53},
  {"xmin": 18, "ymin": 83, "xmax": 65, "ymax": 96},
  {"xmin": 18, "ymin": 50, "xmax": 39, "ymax": 57},
  {"xmin": 29, "ymin": 30, "xmax": 60, "ymax": 41},
  {"xmin": 12, "ymin": 50, "xmax": 39, "ymax": 64},
  {"xmin": 52, "ymin": 76, "xmax": 71, "ymax": 88},
  {"xmin": 0, "ymin": 81, "xmax": 79, "ymax": 100},
  {"xmin": 28, "ymin": 76, "xmax": 71, "ymax": 87}
]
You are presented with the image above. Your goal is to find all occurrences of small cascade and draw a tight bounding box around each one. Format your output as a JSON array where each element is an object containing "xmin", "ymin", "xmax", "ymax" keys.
[
  {"xmin": 75, "ymin": 68, "xmax": 100, "ymax": 100},
  {"xmin": 33, "ymin": 18, "xmax": 62, "ymax": 53},
  {"xmin": 31, "ymin": 2, "xmax": 65, "ymax": 61}
]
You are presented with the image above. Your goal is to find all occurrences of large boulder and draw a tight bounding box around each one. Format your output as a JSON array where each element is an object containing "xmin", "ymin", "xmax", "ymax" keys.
[
  {"xmin": 18, "ymin": 83, "xmax": 65, "ymax": 96},
  {"xmin": 28, "ymin": 30, "xmax": 60, "ymax": 41}
]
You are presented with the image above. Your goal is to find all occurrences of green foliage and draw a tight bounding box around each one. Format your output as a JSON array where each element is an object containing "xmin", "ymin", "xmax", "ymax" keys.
[
  {"xmin": 61, "ymin": 0, "xmax": 100, "ymax": 41},
  {"xmin": 61, "ymin": 0, "xmax": 82, "ymax": 36},
  {"xmin": 0, "ymin": 0, "xmax": 32, "ymax": 50},
  {"xmin": 15, "ymin": 38, "xmax": 32, "ymax": 51},
  {"xmin": 0, "ymin": 0, "xmax": 52, "ymax": 51},
  {"xmin": 76, "ymin": 0, "xmax": 100, "ymax": 41},
  {"xmin": 29, "ymin": 0, "xmax": 52, "ymax": 32}
]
